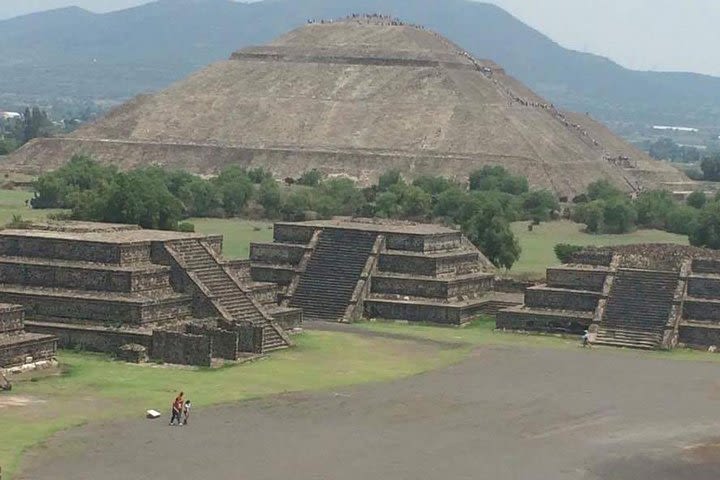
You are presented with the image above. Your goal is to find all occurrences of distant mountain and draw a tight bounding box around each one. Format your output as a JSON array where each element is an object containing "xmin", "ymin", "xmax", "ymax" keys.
[{"xmin": 1, "ymin": 0, "xmax": 719, "ymax": 128}]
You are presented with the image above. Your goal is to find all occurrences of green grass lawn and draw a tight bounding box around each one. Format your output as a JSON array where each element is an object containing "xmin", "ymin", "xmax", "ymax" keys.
[
  {"xmin": 0, "ymin": 189, "xmax": 65, "ymax": 225},
  {"xmin": 509, "ymin": 220, "xmax": 688, "ymax": 278},
  {"xmin": 0, "ymin": 330, "xmax": 465, "ymax": 478},
  {"xmin": 188, "ymin": 218, "xmax": 273, "ymax": 258}
]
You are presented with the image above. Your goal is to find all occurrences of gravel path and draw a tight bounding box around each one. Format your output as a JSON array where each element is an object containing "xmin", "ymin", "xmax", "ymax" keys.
[{"xmin": 19, "ymin": 344, "xmax": 720, "ymax": 480}]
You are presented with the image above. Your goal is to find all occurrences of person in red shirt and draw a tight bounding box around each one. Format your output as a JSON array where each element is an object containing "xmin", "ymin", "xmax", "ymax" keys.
[{"xmin": 170, "ymin": 392, "xmax": 184, "ymax": 426}]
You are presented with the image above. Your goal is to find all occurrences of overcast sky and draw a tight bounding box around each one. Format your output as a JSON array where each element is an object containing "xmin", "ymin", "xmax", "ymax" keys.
[{"xmin": 1, "ymin": 0, "xmax": 719, "ymax": 77}]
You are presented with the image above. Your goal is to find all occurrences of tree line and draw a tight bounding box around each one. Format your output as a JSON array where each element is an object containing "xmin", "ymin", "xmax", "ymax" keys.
[{"xmin": 31, "ymin": 157, "xmax": 566, "ymax": 269}]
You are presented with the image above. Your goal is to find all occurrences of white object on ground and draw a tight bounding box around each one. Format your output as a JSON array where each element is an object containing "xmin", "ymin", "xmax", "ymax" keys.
[{"xmin": 146, "ymin": 409, "xmax": 161, "ymax": 419}]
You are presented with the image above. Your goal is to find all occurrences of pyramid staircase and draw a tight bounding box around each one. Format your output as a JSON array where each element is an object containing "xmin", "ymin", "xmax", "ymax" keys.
[
  {"xmin": 289, "ymin": 229, "xmax": 378, "ymax": 321},
  {"xmin": 167, "ymin": 239, "xmax": 290, "ymax": 352},
  {"xmin": 596, "ymin": 269, "xmax": 679, "ymax": 349}
]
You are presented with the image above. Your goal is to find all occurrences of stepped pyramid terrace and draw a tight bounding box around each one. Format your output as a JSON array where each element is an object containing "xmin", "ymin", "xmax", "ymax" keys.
[
  {"xmin": 247, "ymin": 218, "xmax": 518, "ymax": 324},
  {"xmin": 0, "ymin": 222, "xmax": 295, "ymax": 366},
  {"xmin": 497, "ymin": 244, "xmax": 720, "ymax": 350}
]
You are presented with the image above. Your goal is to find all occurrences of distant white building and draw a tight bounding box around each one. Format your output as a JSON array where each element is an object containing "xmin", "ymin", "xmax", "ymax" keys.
[
  {"xmin": 652, "ymin": 125, "xmax": 699, "ymax": 133},
  {"xmin": 0, "ymin": 112, "xmax": 21, "ymax": 120}
]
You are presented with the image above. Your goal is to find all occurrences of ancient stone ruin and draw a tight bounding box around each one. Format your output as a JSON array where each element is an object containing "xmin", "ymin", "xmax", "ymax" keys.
[
  {"xmin": 0, "ymin": 303, "xmax": 57, "ymax": 369},
  {"xmin": 5, "ymin": 18, "xmax": 684, "ymax": 197},
  {"xmin": 247, "ymin": 218, "xmax": 516, "ymax": 324},
  {"xmin": 498, "ymin": 244, "xmax": 720, "ymax": 350},
  {"xmin": 0, "ymin": 222, "xmax": 296, "ymax": 366}
]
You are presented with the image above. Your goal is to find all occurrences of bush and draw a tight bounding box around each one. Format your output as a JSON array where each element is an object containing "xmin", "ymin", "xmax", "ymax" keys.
[
  {"xmin": 554, "ymin": 244, "xmax": 584, "ymax": 263},
  {"xmin": 635, "ymin": 190, "xmax": 675, "ymax": 229},
  {"xmin": 602, "ymin": 197, "xmax": 637, "ymax": 233},
  {"xmin": 258, "ymin": 179, "xmax": 282, "ymax": 218},
  {"xmin": 690, "ymin": 202, "xmax": 720, "ymax": 249},
  {"xmin": 521, "ymin": 189, "xmax": 558, "ymax": 222},
  {"xmin": 412, "ymin": 175, "xmax": 453, "ymax": 196},
  {"xmin": 297, "ymin": 169, "xmax": 324, "ymax": 187},
  {"xmin": 464, "ymin": 213, "xmax": 521, "ymax": 269},
  {"xmin": 469, "ymin": 166, "xmax": 528, "ymax": 194},
  {"xmin": 177, "ymin": 222, "xmax": 195, "ymax": 233},
  {"xmin": 572, "ymin": 200, "xmax": 605, "ymax": 233},
  {"xmin": 247, "ymin": 167, "xmax": 273, "ymax": 184},
  {"xmin": 687, "ymin": 191, "xmax": 708, "ymax": 209},
  {"xmin": 701, "ymin": 154, "xmax": 720, "ymax": 181},
  {"xmin": 378, "ymin": 170, "xmax": 403, "ymax": 192},
  {"xmin": 586, "ymin": 179, "xmax": 623, "ymax": 201}
]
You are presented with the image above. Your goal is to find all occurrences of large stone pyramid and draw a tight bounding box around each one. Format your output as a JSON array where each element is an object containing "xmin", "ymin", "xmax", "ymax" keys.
[{"xmin": 6, "ymin": 16, "xmax": 684, "ymax": 196}]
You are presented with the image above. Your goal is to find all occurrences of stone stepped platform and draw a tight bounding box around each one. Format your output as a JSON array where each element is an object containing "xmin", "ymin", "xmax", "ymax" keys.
[
  {"xmin": 678, "ymin": 321, "xmax": 720, "ymax": 350},
  {"xmin": 249, "ymin": 263, "xmax": 297, "ymax": 286},
  {"xmin": 545, "ymin": 265, "xmax": 610, "ymax": 292},
  {"xmin": 0, "ymin": 284, "xmax": 192, "ymax": 326},
  {"xmin": 370, "ymin": 272, "xmax": 493, "ymax": 300},
  {"xmin": 687, "ymin": 273, "xmax": 720, "ymax": 299},
  {"xmin": 0, "ymin": 304, "xmax": 57, "ymax": 368},
  {"xmin": 0, "ymin": 255, "xmax": 172, "ymax": 293},
  {"xmin": 524, "ymin": 286, "xmax": 601, "ymax": 312},
  {"xmin": 168, "ymin": 238, "xmax": 291, "ymax": 352},
  {"xmin": 378, "ymin": 249, "xmax": 483, "ymax": 277},
  {"xmin": 496, "ymin": 306, "xmax": 593, "ymax": 333},
  {"xmin": 596, "ymin": 269, "xmax": 678, "ymax": 349},
  {"xmin": 682, "ymin": 297, "xmax": 720, "ymax": 322},
  {"xmin": 366, "ymin": 292, "xmax": 520, "ymax": 325},
  {"xmin": 290, "ymin": 229, "xmax": 378, "ymax": 321}
]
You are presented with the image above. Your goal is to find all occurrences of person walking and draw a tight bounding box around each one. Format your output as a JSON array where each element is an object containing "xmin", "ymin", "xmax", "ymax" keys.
[
  {"xmin": 170, "ymin": 392, "xmax": 184, "ymax": 426},
  {"xmin": 581, "ymin": 330, "xmax": 592, "ymax": 348},
  {"xmin": 183, "ymin": 400, "xmax": 192, "ymax": 425}
]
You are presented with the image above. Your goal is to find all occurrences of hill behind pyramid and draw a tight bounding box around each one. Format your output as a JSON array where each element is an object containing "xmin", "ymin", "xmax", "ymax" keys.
[{"xmin": 6, "ymin": 17, "xmax": 685, "ymax": 196}]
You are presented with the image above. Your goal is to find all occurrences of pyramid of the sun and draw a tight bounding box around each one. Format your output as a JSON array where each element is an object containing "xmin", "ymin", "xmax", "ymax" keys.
[{"xmin": 6, "ymin": 16, "xmax": 684, "ymax": 196}]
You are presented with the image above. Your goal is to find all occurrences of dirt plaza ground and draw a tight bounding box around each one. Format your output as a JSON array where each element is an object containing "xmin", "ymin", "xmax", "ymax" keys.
[{"xmin": 17, "ymin": 331, "xmax": 720, "ymax": 480}]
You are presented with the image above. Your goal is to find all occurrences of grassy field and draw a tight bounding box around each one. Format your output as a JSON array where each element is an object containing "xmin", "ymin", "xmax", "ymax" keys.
[
  {"xmin": 0, "ymin": 330, "xmax": 465, "ymax": 478},
  {"xmin": 509, "ymin": 220, "xmax": 688, "ymax": 277},
  {"xmin": 0, "ymin": 189, "xmax": 64, "ymax": 225},
  {"xmin": 188, "ymin": 218, "xmax": 273, "ymax": 258}
]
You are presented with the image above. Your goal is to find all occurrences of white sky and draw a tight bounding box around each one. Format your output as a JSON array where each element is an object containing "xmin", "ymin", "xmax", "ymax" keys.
[{"xmin": 1, "ymin": 0, "xmax": 719, "ymax": 77}]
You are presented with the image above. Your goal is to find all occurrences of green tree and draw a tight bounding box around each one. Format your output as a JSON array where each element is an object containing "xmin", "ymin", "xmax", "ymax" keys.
[
  {"xmin": 687, "ymin": 191, "xmax": 708, "ymax": 209},
  {"xmin": 666, "ymin": 205, "xmax": 699, "ymax": 235},
  {"xmin": 433, "ymin": 187, "xmax": 470, "ymax": 222},
  {"xmin": 521, "ymin": 190, "xmax": 558, "ymax": 222},
  {"xmin": 398, "ymin": 185, "xmax": 432, "ymax": 218},
  {"xmin": 635, "ymin": 190, "xmax": 675, "ymax": 229},
  {"xmin": 213, "ymin": 166, "xmax": 254, "ymax": 216},
  {"xmin": 375, "ymin": 191, "xmax": 401, "ymax": 218},
  {"xmin": 378, "ymin": 170, "xmax": 404, "ymax": 192},
  {"xmin": 247, "ymin": 167, "xmax": 273, "ymax": 184},
  {"xmin": 412, "ymin": 175, "xmax": 453, "ymax": 196},
  {"xmin": 317, "ymin": 178, "xmax": 366, "ymax": 217},
  {"xmin": 554, "ymin": 244, "xmax": 584, "ymax": 263},
  {"xmin": 31, "ymin": 154, "xmax": 116, "ymax": 209},
  {"xmin": 586, "ymin": 179, "xmax": 623, "ymax": 201},
  {"xmin": 602, "ymin": 197, "xmax": 637, "ymax": 233},
  {"xmin": 573, "ymin": 200, "xmax": 605, "ymax": 233},
  {"xmin": 469, "ymin": 165, "xmax": 528, "ymax": 194},
  {"xmin": 297, "ymin": 169, "xmax": 324, "ymax": 187},
  {"xmin": 258, "ymin": 179, "xmax": 282, "ymax": 217},
  {"xmin": 464, "ymin": 213, "xmax": 521, "ymax": 269},
  {"xmin": 701, "ymin": 154, "xmax": 720, "ymax": 181},
  {"xmin": 690, "ymin": 202, "xmax": 720, "ymax": 249}
]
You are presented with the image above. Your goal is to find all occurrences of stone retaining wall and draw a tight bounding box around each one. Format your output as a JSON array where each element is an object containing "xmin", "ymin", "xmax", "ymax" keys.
[
  {"xmin": 687, "ymin": 276, "xmax": 720, "ymax": 298},
  {"xmin": 692, "ymin": 258, "xmax": 720, "ymax": 275},
  {"xmin": 0, "ymin": 235, "xmax": 151, "ymax": 265},
  {"xmin": 384, "ymin": 232, "xmax": 461, "ymax": 252},
  {"xmin": 0, "ymin": 292, "xmax": 192, "ymax": 326},
  {"xmin": 370, "ymin": 274, "xmax": 493, "ymax": 299},
  {"xmin": 378, "ymin": 251, "xmax": 479, "ymax": 276},
  {"xmin": 250, "ymin": 265, "xmax": 296, "ymax": 286},
  {"xmin": 273, "ymin": 224, "xmax": 316, "ymax": 244},
  {"xmin": 679, "ymin": 324, "xmax": 720, "ymax": 348},
  {"xmin": 26, "ymin": 322, "xmax": 152, "ymax": 352},
  {"xmin": 0, "ymin": 305, "xmax": 24, "ymax": 334},
  {"xmin": 682, "ymin": 299, "xmax": 720, "ymax": 322},
  {"xmin": 0, "ymin": 262, "xmax": 171, "ymax": 293},
  {"xmin": 546, "ymin": 268, "xmax": 608, "ymax": 292},
  {"xmin": 0, "ymin": 336, "xmax": 57, "ymax": 368},
  {"xmin": 250, "ymin": 242, "xmax": 306, "ymax": 265},
  {"xmin": 151, "ymin": 330, "xmax": 212, "ymax": 366},
  {"xmin": 185, "ymin": 324, "xmax": 239, "ymax": 360},
  {"xmin": 525, "ymin": 287, "xmax": 600, "ymax": 311}
]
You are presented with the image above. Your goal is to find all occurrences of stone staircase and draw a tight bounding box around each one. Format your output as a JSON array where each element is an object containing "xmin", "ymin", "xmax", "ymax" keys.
[
  {"xmin": 596, "ymin": 269, "xmax": 678, "ymax": 349},
  {"xmin": 289, "ymin": 229, "xmax": 378, "ymax": 321},
  {"xmin": 169, "ymin": 239, "xmax": 290, "ymax": 352}
]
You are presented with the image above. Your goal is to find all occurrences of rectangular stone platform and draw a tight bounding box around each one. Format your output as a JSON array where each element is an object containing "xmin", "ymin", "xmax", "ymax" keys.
[
  {"xmin": 0, "ymin": 303, "xmax": 57, "ymax": 368},
  {"xmin": 496, "ymin": 306, "xmax": 593, "ymax": 333},
  {"xmin": 0, "ymin": 285, "xmax": 192, "ymax": 326},
  {"xmin": 370, "ymin": 272, "xmax": 493, "ymax": 299},
  {"xmin": 0, "ymin": 256, "xmax": 172, "ymax": 293}
]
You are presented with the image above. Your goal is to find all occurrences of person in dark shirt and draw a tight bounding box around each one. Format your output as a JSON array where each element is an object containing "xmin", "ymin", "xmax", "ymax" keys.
[{"xmin": 170, "ymin": 392, "xmax": 184, "ymax": 426}]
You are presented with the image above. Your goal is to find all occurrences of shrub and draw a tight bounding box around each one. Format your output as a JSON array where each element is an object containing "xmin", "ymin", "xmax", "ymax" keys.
[
  {"xmin": 554, "ymin": 244, "xmax": 584, "ymax": 263},
  {"xmin": 297, "ymin": 169, "xmax": 324, "ymax": 187},
  {"xmin": 687, "ymin": 191, "xmax": 707, "ymax": 209},
  {"xmin": 177, "ymin": 222, "xmax": 195, "ymax": 233}
]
